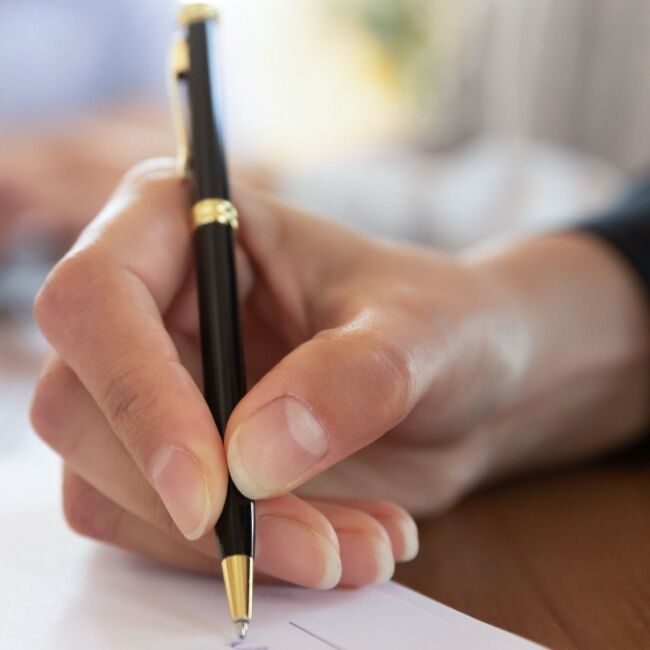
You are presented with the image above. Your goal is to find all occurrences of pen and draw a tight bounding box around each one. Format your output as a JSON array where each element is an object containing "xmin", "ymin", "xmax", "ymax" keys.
[{"xmin": 169, "ymin": 2, "xmax": 255, "ymax": 640}]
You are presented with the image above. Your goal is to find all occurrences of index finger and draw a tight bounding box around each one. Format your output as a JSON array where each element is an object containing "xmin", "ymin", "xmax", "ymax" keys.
[{"xmin": 34, "ymin": 158, "xmax": 228, "ymax": 541}]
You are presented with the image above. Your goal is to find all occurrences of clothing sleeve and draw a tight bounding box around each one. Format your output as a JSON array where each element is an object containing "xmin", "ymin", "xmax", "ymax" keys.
[
  {"xmin": 580, "ymin": 178, "xmax": 650, "ymax": 291},
  {"xmin": 581, "ymin": 180, "xmax": 650, "ymax": 451}
]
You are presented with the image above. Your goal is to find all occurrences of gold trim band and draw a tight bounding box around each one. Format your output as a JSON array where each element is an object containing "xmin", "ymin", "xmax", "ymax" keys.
[
  {"xmin": 221, "ymin": 555, "xmax": 253, "ymax": 623},
  {"xmin": 192, "ymin": 199, "xmax": 239, "ymax": 230},
  {"xmin": 178, "ymin": 2, "xmax": 219, "ymax": 26}
]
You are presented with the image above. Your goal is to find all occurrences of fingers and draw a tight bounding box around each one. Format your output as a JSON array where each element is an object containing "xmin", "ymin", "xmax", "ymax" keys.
[
  {"xmin": 34, "ymin": 159, "xmax": 227, "ymax": 541},
  {"xmin": 314, "ymin": 498, "xmax": 419, "ymax": 564},
  {"xmin": 35, "ymin": 353, "xmax": 418, "ymax": 590},
  {"xmin": 253, "ymin": 496, "xmax": 341, "ymax": 589},
  {"xmin": 32, "ymin": 352, "xmax": 342, "ymax": 588},
  {"xmin": 62, "ymin": 465, "xmax": 342, "ymax": 588},
  {"xmin": 32, "ymin": 354, "xmax": 178, "ymax": 540},
  {"xmin": 62, "ymin": 466, "xmax": 410, "ymax": 588},
  {"xmin": 225, "ymin": 309, "xmax": 426, "ymax": 500},
  {"xmin": 309, "ymin": 501, "xmax": 394, "ymax": 586},
  {"xmin": 33, "ymin": 357, "xmax": 343, "ymax": 588},
  {"xmin": 62, "ymin": 467, "xmax": 218, "ymax": 575}
]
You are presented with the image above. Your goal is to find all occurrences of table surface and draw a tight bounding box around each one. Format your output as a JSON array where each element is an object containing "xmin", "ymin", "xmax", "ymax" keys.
[{"xmin": 395, "ymin": 450, "xmax": 650, "ymax": 649}]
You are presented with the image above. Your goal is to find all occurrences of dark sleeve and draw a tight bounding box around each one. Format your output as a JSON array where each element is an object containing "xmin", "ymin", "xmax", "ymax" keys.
[
  {"xmin": 580, "ymin": 178, "xmax": 650, "ymax": 290},
  {"xmin": 580, "ymin": 180, "xmax": 650, "ymax": 451}
]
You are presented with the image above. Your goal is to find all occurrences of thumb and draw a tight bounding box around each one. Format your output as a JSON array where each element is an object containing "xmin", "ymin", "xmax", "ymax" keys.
[{"xmin": 225, "ymin": 310, "xmax": 426, "ymax": 500}]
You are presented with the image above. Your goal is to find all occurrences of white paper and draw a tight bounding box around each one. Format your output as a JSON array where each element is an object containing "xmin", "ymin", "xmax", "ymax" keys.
[{"xmin": 0, "ymin": 334, "xmax": 542, "ymax": 650}]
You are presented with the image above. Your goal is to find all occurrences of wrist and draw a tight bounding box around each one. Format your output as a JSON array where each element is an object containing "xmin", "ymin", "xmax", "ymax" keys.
[{"xmin": 466, "ymin": 232, "xmax": 650, "ymax": 477}]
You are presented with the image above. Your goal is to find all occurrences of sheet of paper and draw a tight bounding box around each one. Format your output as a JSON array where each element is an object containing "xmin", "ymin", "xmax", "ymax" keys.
[{"xmin": 0, "ymin": 333, "xmax": 542, "ymax": 650}]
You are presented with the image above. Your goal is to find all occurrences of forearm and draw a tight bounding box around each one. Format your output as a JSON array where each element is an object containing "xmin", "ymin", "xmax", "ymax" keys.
[{"xmin": 469, "ymin": 233, "xmax": 650, "ymax": 479}]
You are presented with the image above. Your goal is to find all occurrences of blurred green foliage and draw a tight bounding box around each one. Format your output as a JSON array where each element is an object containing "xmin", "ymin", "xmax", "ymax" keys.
[
  {"xmin": 349, "ymin": 0, "xmax": 430, "ymax": 65},
  {"xmin": 327, "ymin": 0, "xmax": 436, "ymax": 109}
]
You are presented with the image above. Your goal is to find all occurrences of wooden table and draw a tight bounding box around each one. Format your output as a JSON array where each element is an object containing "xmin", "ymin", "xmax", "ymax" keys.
[{"xmin": 395, "ymin": 449, "xmax": 650, "ymax": 649}]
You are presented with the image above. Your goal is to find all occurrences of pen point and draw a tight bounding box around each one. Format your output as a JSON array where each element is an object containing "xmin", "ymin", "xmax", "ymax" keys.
[{"xmin": 237, "ymin": 621, "xmax": 249, "ymax": 640}]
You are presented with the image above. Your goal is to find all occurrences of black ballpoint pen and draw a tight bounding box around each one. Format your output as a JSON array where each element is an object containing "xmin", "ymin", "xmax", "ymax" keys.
[{"xmin": 169, "ymin": 2, "xmax": 255, "ymax": 640}]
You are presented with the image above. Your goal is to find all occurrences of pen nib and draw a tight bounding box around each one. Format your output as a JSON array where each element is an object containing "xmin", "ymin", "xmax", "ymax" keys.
[{"xmin": 237, "ymin": 621, "xmax": 249, "ymax": 640}]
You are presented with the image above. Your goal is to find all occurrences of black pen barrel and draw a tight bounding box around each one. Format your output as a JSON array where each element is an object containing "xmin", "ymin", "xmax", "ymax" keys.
[
  {"xmin": 188, "ymin": 20, "xmax": 230, "ymax": 200},
  {"xmin": 194, "ymin": 224, "xmax": 255, "ymax": 559},
  {"xmin": 187, "ymin": 17, "xmax": 255, "ymax": 560}
]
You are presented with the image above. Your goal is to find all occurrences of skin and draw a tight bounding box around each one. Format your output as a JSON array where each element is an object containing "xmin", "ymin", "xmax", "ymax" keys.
[
  {"xmin": 0, "ymin": 110, "xmax": 272, "ymax": 259},
  {"xmin": 0, "ymin": 114, "xmax": 168, "ymax": 255},
  {"xmin": 30, "ymin": 158, "xmax": 650, "ymax": 590}
]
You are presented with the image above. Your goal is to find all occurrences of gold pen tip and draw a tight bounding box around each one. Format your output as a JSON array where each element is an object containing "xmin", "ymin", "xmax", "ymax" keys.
[
  {"xmin": 221, "ymin": 555, "xmax": 253, "ymax": 623},
  {"xmin": 237, "ymin": 621, "xmax": 249, "ymax": 640}
]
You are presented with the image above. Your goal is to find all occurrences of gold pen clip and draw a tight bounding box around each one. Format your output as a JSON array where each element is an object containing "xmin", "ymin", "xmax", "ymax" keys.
[
  {"xmin": 168, "ymin": 3, "xmax": 220, "ymax": 178},
  {"xmin": 168, "ymin": 35, "xmax": 191, "ymax": 178}
]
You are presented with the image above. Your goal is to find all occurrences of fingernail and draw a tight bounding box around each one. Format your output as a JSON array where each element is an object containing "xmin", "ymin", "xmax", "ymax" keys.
[
  {"xmin": 151, "ymin": 446, "xmax": 211, "ymax": 541},
  {"xmin": 373, "ymin": 538, "xmax": 396, "ymax": 583},
  {"xmin": 228, "ymin": 397, "xmax": 329, "ymax": 498},
  {"xmin": 317, "ymin": 544, "xmax": 344, "ymax": 590},
  {"xmin": 337, "ymin": 532, "xmax": 395, "ymax": 585},
  {"xmin": 396, "ymin": 517, "xmax": 419, "ymax": 562}
]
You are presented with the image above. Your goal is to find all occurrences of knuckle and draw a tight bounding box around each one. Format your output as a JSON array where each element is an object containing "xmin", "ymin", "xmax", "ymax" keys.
[
  {"xmin": 121, "ymin": 158, "xmax": 177, "ymax": 191},
  {"xmin": 100, "ymin": 359, "xmax": 165, "ymax": 461},
  {"xmin": 62, "ymin": 474, "xmax": 102, "ymax": 539},
  {"xmin": 34, "ymin": 252, "xmax": 102, "ymax": 340},
  {"xmin": 134, "ymin": 477, "xmax": 180, "ymax": 540},
  {"xmin": 31, "ymin": 361, "xmax": 81, "ymax": 456},
  {"xmin": 63, "ymin": 473, "xmax": 127, "ymax": 543},
  {"xmin": 90, "ymin": 503, "xmax": 128, "ymax": 544},
  {"xmin": 363, "ymin": 330, "xmax": 414, "ymax": 423},
  {"xmin": 120, "ymin": 159, "xmax": 187, "ymax": 213},
  {"xmin": 369, "ymin": 499, "xmax": 411, "ymax": 522}
]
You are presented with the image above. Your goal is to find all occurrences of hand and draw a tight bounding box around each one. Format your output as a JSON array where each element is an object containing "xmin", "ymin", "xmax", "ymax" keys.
[
  {"xmin": 0, "ymin": 126, "xmax": 134, "ymax": 256},
  {"xmin": 0, "ymin": 122, "xmax": 275, "ymax": 260},
  {"xmin": 31, "ymin": 159, "xmax": 650, "ymax": 589}
]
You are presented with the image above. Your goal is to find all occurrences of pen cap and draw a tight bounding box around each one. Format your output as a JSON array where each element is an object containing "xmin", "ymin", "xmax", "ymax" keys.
[{"xmin": 178, "ymin": 2, "xmax": 219, "ymax": 26}]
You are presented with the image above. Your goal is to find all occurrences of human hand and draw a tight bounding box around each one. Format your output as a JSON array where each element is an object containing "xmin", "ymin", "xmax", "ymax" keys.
[
  {"xmin": 0, "ymin": 123, "xmax": 275, "ymax": 261},
  {"xmin": 0, "ymin": 127, "xmax": 130, "ymax": 257},
  {"xmin": 31, "ymin": 159, "xmax": 650, "ymax": 590}
]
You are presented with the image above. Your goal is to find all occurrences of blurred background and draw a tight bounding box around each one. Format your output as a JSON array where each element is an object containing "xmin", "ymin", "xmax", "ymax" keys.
[{"xmin": 2, "ymin": 0, "xmax": 650, "ymax": 440}]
